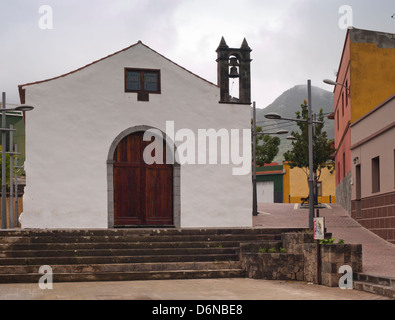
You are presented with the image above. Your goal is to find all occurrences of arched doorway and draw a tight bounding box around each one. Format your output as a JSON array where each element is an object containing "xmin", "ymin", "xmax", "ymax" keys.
[{"xmin": 107, "ymin": 126, "xmax": 180, "ymax": 228}]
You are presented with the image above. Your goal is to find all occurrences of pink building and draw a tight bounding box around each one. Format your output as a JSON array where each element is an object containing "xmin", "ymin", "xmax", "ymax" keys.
[
  {"xmin": 350, "ymin": 95, "xmax": 395, "ymax": 245},
  {"xmin": 329, "ymin": 28, "xmax": 395, "ymax": 214}
]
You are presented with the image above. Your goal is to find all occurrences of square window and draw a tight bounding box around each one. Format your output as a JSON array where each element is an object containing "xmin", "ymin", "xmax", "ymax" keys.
[{"xmin": 125, "ymin": 68, "xmax": 161, "ymax": 100}]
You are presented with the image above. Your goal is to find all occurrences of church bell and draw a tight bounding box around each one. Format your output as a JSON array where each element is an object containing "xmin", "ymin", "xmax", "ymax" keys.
[{"xmin": 228, "ymin": 57, "xmax": 240, "ymax": 78}]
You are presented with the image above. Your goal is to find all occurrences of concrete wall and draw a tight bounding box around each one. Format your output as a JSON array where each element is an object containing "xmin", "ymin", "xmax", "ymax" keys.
[{"xmin": 19, "ymin": 42, "xmax": 253, "ymax": 229}]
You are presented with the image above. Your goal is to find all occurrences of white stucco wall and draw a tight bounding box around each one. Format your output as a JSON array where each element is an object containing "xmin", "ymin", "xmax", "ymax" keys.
[{"xmin": 19, "ymin": 43, "xmax": 252, "ymax": 229}]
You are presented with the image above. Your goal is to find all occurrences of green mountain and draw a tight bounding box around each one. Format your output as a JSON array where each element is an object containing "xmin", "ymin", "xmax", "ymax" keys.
[{"xmin": 253, "ymin": 85, "xmax": 334, "ymax": 164}]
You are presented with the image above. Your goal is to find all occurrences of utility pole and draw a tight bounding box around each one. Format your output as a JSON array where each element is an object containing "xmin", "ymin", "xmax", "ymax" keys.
[
  {"xmin": 252, "ymin": 101, "xmax": 257, "ymax": 216},
  {"xmin": 307, "ymin": 80, "xmax": 314, "ymax": 229},
  {"xmin": 1, "ymin": 93, "xmax": 6, "ymax": 229}
]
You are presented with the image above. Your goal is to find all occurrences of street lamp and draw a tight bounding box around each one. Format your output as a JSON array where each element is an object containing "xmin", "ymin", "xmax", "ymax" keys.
[
  {"xmin": 1, "ymin": 92, "xmax": 34, "ymax": 229},
  {"xmin": 265, "ymin": 112, "xmax": 307, "ymax": 123},
  {"xmin": 323, "ymin": 79, "xmax": 350, "ymax": 93},
  {"xmin": 264, "ymin": 80, "xmax": 320, "ymax": 229},
  {"xmin": 252, "ymin": 102, "xmax": 288, "ymax": 217}
]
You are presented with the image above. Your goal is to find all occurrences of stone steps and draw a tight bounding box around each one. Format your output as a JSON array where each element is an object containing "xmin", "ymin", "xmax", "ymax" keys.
[
  {"xmin": 0, "ymin": 228, "xmax": 299, "ymax": 284},
  {"xmin": 354, "ymin": 273, "xmax": 395, "ymax": 299}
]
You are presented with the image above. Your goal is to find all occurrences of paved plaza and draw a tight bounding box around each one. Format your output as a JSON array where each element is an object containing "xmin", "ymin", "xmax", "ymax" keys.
[{"xmin": 0, "ymin": 278, "xmax": 389, "ymax": 300}]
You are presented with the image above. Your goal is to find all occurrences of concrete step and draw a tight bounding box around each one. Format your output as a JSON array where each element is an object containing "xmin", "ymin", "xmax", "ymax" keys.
[
  {"xmin": 0, "ymin": 253, "xmax": 240, "ymax": 266},
  {"xmin": 0, "ymin": 240, "xmax": 242, "ymax": 251},
  {"xmin": 0, "ymin": 228, "xmax": 299, "ymax": 237},
  {"xmin": 354, "ymin": 273, "xmax": 395, "ymax": 299},
  {"xmin": 0, "ymin": 261, "xmax": 242, "ymax": 274},
  {"xmin": 0, "ymin": 234, "xmax": 282, "ymax": 244},
  {"xmin": 0, "ymin": 247, "xmax": 239, "ymax": 258},
  {"xmin": 0, "ymin": 268, "xmax": 246, "ymax": 284}
]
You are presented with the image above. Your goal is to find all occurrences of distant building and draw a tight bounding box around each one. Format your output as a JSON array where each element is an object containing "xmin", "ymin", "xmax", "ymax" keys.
[
  {"xmin": 350, "ymin": 95, "xmax": 395, "ymax": 245},
  {"xmin": 283, "ymin": 162, "xmax": 336, "ymax": 205},
  {"xmin": 0, "ymin": 107, "xmax": 26, "ymax": 167},
  {"xmin": 330, "ymin": 27, "xmax": 395, "ymax": 214},
  {"xmin": 256, "ymin": 163, "xmax": 284, "ymax": 204},
  {"xmin": 254, "ymin": 162, "xmax": 336, "ymax": 205}
]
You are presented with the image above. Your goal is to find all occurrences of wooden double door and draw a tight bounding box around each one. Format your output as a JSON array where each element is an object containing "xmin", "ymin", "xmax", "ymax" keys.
[{"xmin": 113, "ymin": 132, "xmax": 173, "ymax": 227}]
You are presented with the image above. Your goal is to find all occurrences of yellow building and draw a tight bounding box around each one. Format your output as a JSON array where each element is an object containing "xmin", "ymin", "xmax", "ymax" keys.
[
  {"xmin": 349, "ymin": 28, "xmax": 395, "ymax": 123},
  {"xmin": 283, "ymin": 162, "xmax": 336, "ymax": 204}
]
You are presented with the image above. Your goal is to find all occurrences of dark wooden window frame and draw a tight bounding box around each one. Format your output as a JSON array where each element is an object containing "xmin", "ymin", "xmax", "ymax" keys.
[
  {"xmin": 317, "ymin": 181, "xmax": 323, "ymax": 197},
  {"xmin": 124, "ymin": 68, "xmax": 161, "ymax": 101},
  {"xmin": 372, "ymin": 156, "xmax": 380, "ymax": 193}
]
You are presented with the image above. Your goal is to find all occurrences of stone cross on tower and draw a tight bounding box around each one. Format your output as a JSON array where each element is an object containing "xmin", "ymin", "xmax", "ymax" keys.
[{"xmin": 216, "ymin": 37, "xmax": 252, "ymax": 105}]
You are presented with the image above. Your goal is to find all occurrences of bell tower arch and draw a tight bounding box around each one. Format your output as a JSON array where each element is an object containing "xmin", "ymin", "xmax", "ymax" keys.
[{"xmin": 216, "ymin": 37, "xmax": 252, "ymax": 105}]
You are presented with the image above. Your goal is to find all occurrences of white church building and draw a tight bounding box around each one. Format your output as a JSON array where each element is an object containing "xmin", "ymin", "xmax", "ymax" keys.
[{"xmin": 18, "ymin": 38, "xmax": 253, "ymax": 229}]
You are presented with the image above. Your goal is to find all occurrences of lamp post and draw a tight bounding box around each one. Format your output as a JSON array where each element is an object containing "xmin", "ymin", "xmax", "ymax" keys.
[
  {"xmin": 1, "ymin": 92, "xmax": 33, "ymax": 229},
  {"xmin": 252, "ymin": 101, "xmax": 288, "ymax": 217},
  {"xmin": 323, "ymin": 79, "xmax": 350, "ymax": 93},
  {"xmin": 265, "ymin": 80, "xmax": 322, "ymax": 229},
  {"xmin": 14, "ymin": 145, "xmax": 23, "ymax": 228}
]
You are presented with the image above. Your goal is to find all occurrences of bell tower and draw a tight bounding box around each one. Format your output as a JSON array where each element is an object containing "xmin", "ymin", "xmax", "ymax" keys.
[{"xmin": 216, "ymin": 37, "xmax": 252, "ymax": 104}]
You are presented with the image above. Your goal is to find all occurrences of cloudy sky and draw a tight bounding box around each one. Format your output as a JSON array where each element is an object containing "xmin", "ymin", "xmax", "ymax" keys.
[{"xmin": 1, "ymin": 0, "xmax": 394, "ymax": 108}]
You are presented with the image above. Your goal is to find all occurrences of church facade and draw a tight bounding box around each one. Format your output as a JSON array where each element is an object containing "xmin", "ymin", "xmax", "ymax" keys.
[{"xmin": 18, "ymin": 39, "xmax": 253, "ymax": 229}]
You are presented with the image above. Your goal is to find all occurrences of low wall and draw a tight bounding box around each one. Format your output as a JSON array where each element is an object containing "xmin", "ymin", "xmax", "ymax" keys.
[
  {"xmin": 352, "ymin": 191, "xmax": 395, "ymax": 245},
  {"xmin": 241, "ymin": 232, "xmax": 362, "ymax": 287}
]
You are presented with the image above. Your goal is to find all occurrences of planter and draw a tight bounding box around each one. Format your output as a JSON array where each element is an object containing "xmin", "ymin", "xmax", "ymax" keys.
[{"xmin": 240, "ymin": 232, "xmax": 363, "ymax": 288}]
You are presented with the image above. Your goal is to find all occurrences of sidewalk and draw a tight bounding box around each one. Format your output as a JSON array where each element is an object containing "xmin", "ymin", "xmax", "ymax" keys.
[
  {"xmin": 0, "ymin": 278, "xmax": 389, "ymax": 300},
  {"xmin": 254, "ymin": 203, "xmax": 395, "ymax": 279}
]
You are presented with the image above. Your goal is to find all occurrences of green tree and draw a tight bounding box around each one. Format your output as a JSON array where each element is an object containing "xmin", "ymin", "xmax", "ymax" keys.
[
  {"xmin": 253, "ymin": 122, "xmax": 281, "ymax": 166},
  {"xmin": 283, "ymin": 101, "xmax": 335, "ymax": 182}
]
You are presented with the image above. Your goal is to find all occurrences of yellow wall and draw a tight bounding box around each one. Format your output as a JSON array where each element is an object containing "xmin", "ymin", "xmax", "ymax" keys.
[
  {"xmin": 350, "ymin": 41, "xmax": 395, "ymax": 123},
  {"xmin": 0, "ymin": 196, "xmax": 23, "ymax": 228},
  {"xmin": 283, "ymin": 163, "xmax": 336, "ymax": 204}
]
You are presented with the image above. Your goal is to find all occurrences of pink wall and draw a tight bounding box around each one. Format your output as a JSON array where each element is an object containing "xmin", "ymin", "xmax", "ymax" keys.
[{"xmin": 334, "ymin": 31, "xmax": 352, "ymax": 185}]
